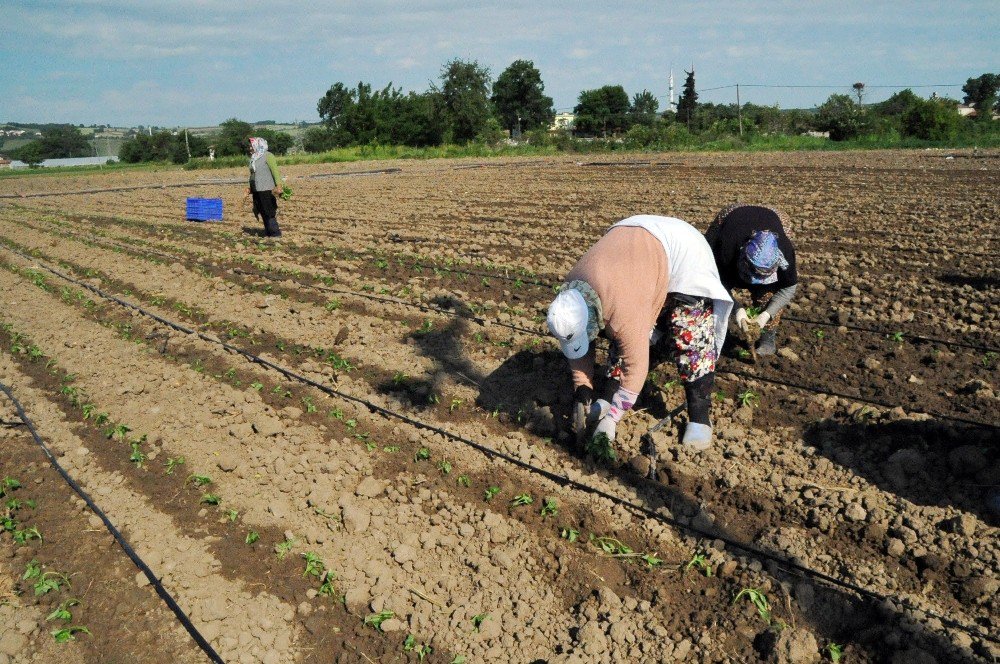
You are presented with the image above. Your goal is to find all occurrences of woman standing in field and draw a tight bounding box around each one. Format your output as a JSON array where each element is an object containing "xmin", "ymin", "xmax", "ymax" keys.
[
  {"xmin": 705, "ymin": 204, "xmax": 798, "ymax": 356},
  {"xmin": 547, "ymin": 215, "xmax": 733, "ymax": 453},
  {"xmin": 248, "ymin": 137, "xmax": 283, "ymax": 238}
]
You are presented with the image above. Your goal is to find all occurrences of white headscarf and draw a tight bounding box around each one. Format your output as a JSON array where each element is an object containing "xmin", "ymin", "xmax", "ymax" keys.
[{"xmin": 249, "ymin": 137, "xmax": 268, "ymax": 172}]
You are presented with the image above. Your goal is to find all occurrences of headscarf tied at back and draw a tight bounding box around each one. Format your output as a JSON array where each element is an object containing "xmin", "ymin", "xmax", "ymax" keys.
[
  {"xmin": 738, "ymin": 229, "xmax": 789, "ymax": 285},
  {"xmin": 249, "ymin": 137, "xmax": 268, "ymax": 172}
]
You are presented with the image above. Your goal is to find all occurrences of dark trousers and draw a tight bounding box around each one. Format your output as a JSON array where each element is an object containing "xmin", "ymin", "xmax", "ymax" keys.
[{"xmin": 251, "ymin": 190, "xmax": 281, "ymax": 237}]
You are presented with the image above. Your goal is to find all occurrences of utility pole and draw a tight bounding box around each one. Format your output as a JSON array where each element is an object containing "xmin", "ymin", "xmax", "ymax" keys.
[
  {"xmin": 185, "ymin": 128, "xmax": 191, "ymax": 160},
  {"xmin": 668, "ymin": 68, "xmax": 675, "ymax": 113},
  {"xmin": 736, "ymin": 83, "xmax": 743, "ymax": 137}
]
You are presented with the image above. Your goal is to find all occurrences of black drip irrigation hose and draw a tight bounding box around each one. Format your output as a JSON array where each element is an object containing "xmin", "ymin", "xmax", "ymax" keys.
[
  {"xmin": 5, "ymin": 247, "xmax": 998, "ymax": 647},
  {"xmin": 0, "ymin": 382, "xmax": 225, "ymax": 664},
  {"xmin": 781, "ymin": 315, "xmax": 1000, "ymax": 355}
]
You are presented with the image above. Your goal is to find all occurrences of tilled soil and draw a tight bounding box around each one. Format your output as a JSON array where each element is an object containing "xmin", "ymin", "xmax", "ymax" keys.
[{"xmin": 0, "ymin": 150, "xmax": 997, "ymax": 664}]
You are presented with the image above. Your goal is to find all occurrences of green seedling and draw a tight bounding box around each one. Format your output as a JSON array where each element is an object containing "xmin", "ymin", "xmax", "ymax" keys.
[
  {"xmin": 329, "ymin": 407, "xmax": 344, "ymax": 420},
  {"xmin": 164, "ymin": 457, "xmax": 185, "ymax": 475},
  {"xmin": 983, "ymin": 351, "xmax": 999, "ymax": 369},
  {"xmin": 737, "ymin": 389, "xmax": 760, "ymax": 408},
  {"xmin": 245, "ymin": 531, "xmax": 260, "ymax": 545},
  {"xmin": 585, "ymin": 433, "xmax": 617, "ymax": 463},
  {"xmin": 280, "ymin": 184, "xmax": 293, "ymax": 201},
  {"xmin": 364, "ymin": 610, "xmax": 394, "ymax": 632},
  {"xmin": 302, "ymin": 552, "xmax": 326, "ymax": 578},
  {"xmin": 484, "ymin": 486, "xmax": 501, "ymax": 501},
  {"xmin": 23, "ymin": 560, "xmax": 42, "ymax": 580},
  {"xmin": 561, "ymin": 528, "xmax": 580, "ymax": 543},
  {"xmin": 129, "ymin": 442, "xmax": 146, "ymax": 468},
  {"xmin": 52, "ymin": 625, "xmax": 91, "ymax": 643},
  {"xmin": 591, "ymin": 535, "xmax": 633, "ymax": 556},
  {"xmin": 813, "ymin": 329, "xmax": 826, "ymax": 341},
  {"xmin": 456, "ymin": 475, "xmax": 471, "ymax": 487},
  {"xmin": 641, "ymin": 553, "xmax": 663, "ymax": 567},
  {"xmin": 415, "ymin": 319, "xmax": 433, "ymax": 335},
  {"xmin": 684, "ymin": 553, "xmax": 713, "ymax": 577},
  {"xmin": 414, "ymin": 447, "xmax": 431, "ymax": 462},
  {"xmin": 437, "ymin": 459, "xmax": 452, "ymax": 475},
  {"xmin": 317, "ymin": 571, "xmax": 336, "ymax": 597},
  {"xmin": 737, "ymin": 349, "xmax": 752, "ymax": 359},
  {"xmin": 392, "ymin": 371, "xmax": 409, "ymax": 385},
  {"xmin": 663, "ymin": 379, "xmax": 680, "ymax": 390},
  {"xmin": 93, "ymin": 412, "xmax": 110, "ymax": 427},
  {"xmin": 106, "ymin": 423, "xmax": 131, "ymax": 441},
  {"xmin": 47, "ymin": 599, "xmax": 80, "ymax": 623},
  {"xmin": 823, "ymin": 642, "xmax": 844, "ymax": 662},
  {"xmin": 81, "ymin": 404, "xmax": 97, "ymax": 420},
  {"xmin": 200, "ymin": 493, "xmax": 221, "ymax": 506},
  {"xmin": 427, "ymin": 393, "xmax": 440, "ymax": 405},
  {"xmin": 250, "ymin": 382, "xmax": 264, "ymax": 391},
  {"xmin": 13, "ymin": 526, "xmax": 43, "ymax": 544},
  {"xmin": 187, "ymin": 474, "xmax": 212, "ymax": 487},
  {"xmin": 344, "ymin": 419, "xmax": 357, "ymax": 430},
  {"xmin": 275, "ymin": 538, "xmax": 295, "ymax": 559},
  {"xmin": 511, "ymin": 494, "xmax": 533, "ymax": 507},
  {"xmin": 450, "ymin": 657, "xmax": 467, "ymax": 664},
  {"xmin": 745, "ymin": 305, "xmax": 764, "ymax": 318},
  {"xmin": 325, "ymin": 299, "xmax": 341, "ymax": 311},
  {"xmin": 888, "ymin": 331, "xmax": 904, "ymax": 344},
  {"xmin": 471, "ymin": 613, "xmax": 489, "ymax": 632},
  {"xmin": 733, "ymin": 587, "xmax": 772, "ymax": 624},
  {"xmin": 224, "ymin": 509, "xmax": 239, "ymax": 523},
  {"xmin": 540, "ymin": 498, "xmax": 558, "ymax": 518},
  {"xmin": 713, "ymin": 390, "xmax": 728, "ymax": 402},
  {"xmin": 1, "ymin": 477, "xmax": 21, "ymax": 497},
  {"xmin": 449, "ymin": 398, "xmax": 464, "ymax": 413},
  {"xmin": 35, "ymin": 571, "xmax": 70, "ymax": 596},
  {"xmin": 301, "ymin": 396, "xmax": 317, "ymax": 413},
  {"xmin": 383, "ymin": 445, "xmax": 400, "ymax": 453}
]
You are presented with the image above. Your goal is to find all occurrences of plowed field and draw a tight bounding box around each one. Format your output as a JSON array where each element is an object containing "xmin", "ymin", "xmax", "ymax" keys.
[{"xmin": 0, "ymin": 149, "xmax": 997, "ymax": 664}]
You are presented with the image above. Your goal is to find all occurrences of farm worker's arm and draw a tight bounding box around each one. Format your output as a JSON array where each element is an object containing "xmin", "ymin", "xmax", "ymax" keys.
[
  {"xmin": 266, "ymin": 153, "xmax": 283, "ymax": 193},
  {"xmin": 763, "ymin": 284, "xmax": 797, "ymax": 319},
  {"xmin": 568, "ymin": 349, "xmax": 596, "ymax": 392}
]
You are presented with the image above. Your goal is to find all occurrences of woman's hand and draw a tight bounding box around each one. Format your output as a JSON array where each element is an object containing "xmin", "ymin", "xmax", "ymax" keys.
[{"xmin": 272, "ymin": 185, "xmax": 282, "ymax": 196}]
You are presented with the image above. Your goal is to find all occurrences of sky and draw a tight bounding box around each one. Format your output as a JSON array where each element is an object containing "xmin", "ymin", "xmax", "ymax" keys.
[{"xmin": 1, "ymin": 1, "xmax": 997, "ymax": 128}]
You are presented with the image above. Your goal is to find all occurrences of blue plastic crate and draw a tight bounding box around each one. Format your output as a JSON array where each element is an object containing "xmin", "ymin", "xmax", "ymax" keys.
[{"xmin": 186, "ymin": 197, "xmax": 223, "ymax": 222}]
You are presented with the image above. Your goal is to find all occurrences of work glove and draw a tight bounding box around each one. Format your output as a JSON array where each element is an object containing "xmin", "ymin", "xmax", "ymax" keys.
[
  {"xmin": 754, "ymin": 311, "xmax": 771, "ymax": 328},
  {"xmin": 588, "ymin": 399, "xmax": 611, "ymax": 423},
  {"xmin": 572, "ymin": 386, "xmax": 593, "ymax": 445},
  {"xmin": 592, "ymin": 415, "xmax": 617, "ymax": 443},
  {"xmin": 734, "ymin": 307, "xmax": 749, "ymax": 333}
]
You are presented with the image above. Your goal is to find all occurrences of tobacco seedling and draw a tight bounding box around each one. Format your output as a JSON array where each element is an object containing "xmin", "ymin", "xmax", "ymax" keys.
[
  {"xmin": 684, "ymin": 553, "xmax": 713, "ymax": 577},
  {"xmin": 888, "ymin": 331, "xmax": 904, "ymax": 344},
  {"xmin": 1, "ymin": 477, "xmax": 21, "ymax": 497},
  {"xmin": 484, "ymin": 486, "xmax": 501, "ymax": 501},
  {"xmin": 325, "ymin": 299, "xmax": 341, "ymax": 311},
  {"xmin": 224, "ymin": 509, "xmax": 239, "ymax": 523},
  {"xmin": 737, "ymin": 349, "xmax": 752, "ymax": 359},
  {"xmin": 318, "ymin": 571, "xmax": 336, "ymax": 597},
  {"xmin": 47, "ymin": 599, "xmax": 80, "ymax": 623},
  {"xmin": 983, "ymin": 352, "xmax": 999, "ymax": 370},
  {"xmin": 641, "ymin": 553, "xmax": 663, "ymax": 567},
  {"xmin": 383, "ymin": 445, "xmax": 400, "ymax": 453},
  {"xmin": 164, "ymin": 457, "xmax": 185, "ymax": 474},
  {"xmin": 813, "ymin": 329, "xmax": 826, "ymax": 342},
  {"xmin": 745, "ymin": 305, "xmax": 764, "ymax": 318},
  {"xmin": 129, "ymin": 442, "xmax": 146, "ymax": 468},
  {"xmin": 737, "ymin": 389, "xmax": 760, "ymax": 408},
  {"xmin": 52, "ymin": 625, "xmax": 91, "ymax": 643},
  {"xmin": 561, "ymin": 528, "xmax": 580, "ymax": 543},
  {"xmin": 540, "ymin": 498, "xmax": 558, "ymax": 518},
  {"xmin": 511, "ymin": 494, "xmax": 533, "ymax": 507},
  {"xmin": 245, "ymin": 530, "xmax": 260, "ymax": 545},
  {"xmin": 414, "ymin": 447, "xmax": 431, "ymax": 462},
  {"xmin": 35, "ymin": 571, "xmax": 71, "ymax": 596},
  {"xmin": 301, "ymin": 396, "xmax": 317, "ymax": 413},
  {"xmin": 456, "ymin": 475, "xmax": 471, "ymax": 487},
  {"xmin": 250, "ymin": 382, "xmax": 264, "ymax": 391},
  {"xmin": 106, "ymin": 423, "xmax": 131, "ymax": 441},
  {"xmin": 200, "ymin": 494, "xmax": 221, "ymax": 506},
  {"xmin": 13, "ymin": 526, "xmax": 43, "ymax": 544},
  {"xmin": 471, "ymin": 613, "xmax": 489, "ymax": 632},
  {"xmin": 733, "ymin": 587, "xmax": 772, "ymax": 624},
  {"xmin": 187, "ymin": 474, "xmax": 212, "ymax": 487},
  {"xmin": 450, "ymin": 657, "xmax": 467, "ymax": 664},
  {"xmin": 364, "ymin": 610, "xmax": 394, "ymax": 632},
  {"xmin": 591, "ymin": 535, "xmax": 633, "ymax": 556},
  {"xmin": 823, "ymin": 642, "xmax": 844, "ymax": 662},
  {"xmin": 586, "ymin": 433, "xmax": 617, "ymax": 463},
  {"xmin": 275, "ymin": 538, "xmax": 295, "ymax": 559},
  {"xmin": 437, "ymin": 459, "xmax": 452, "ymax": 475},
  {"xmin": 392, "ymin": 371, "xmax": 409, "ymax": 386},
  {"xmin": 302, "ymin": 552, "xmax": 325, "ymax": 578},
  {"xmin": 449, "ymin": 398, "xmax": 464, "ymax": 413}
]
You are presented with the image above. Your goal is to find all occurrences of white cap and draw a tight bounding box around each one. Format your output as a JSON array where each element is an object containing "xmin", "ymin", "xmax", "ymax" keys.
[{"xmin": 547, "ymin": 289, "xmax": 590, "ymax": 360}]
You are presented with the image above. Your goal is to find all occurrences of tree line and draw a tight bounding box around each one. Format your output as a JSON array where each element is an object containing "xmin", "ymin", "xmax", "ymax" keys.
[{"xmin": 11, "ymin": 67, "xmax": 999, "ymax": 166}]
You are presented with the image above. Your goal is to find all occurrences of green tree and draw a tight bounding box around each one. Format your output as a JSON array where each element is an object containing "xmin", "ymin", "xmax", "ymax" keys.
[
  {"xmin": 436, "ymin": 59, "xmax": 494, "ymax": 143},
  {"xmin": 677, "ymin": 69, "xmax": 698, "ymax": 126},
  {"xmin": 629, "ymin": 90, "xmax": 659, "ymax": 126},
  {"xmin": 12, "ymin": 124, "xmax": 92, "ymax": 162},
  {"xmin": 962, "ymin": 73, "xmax": 1000, "ymax": 120},
  {"xmin": 900, "ymin": 97, "xmax": 961, "ymax": 140},
  {"xmin": 815, "ymin": 94, "xmax": 869, "ymax": 140},
  {"xmin": 490, "ymin": 59, "xmax": 554, "ymax": 134},
  {"xmin": 574, "ymin": 85, "xmax": 631, "ymax": 136},
  {"xmin": 215, "ymin": 118, "xmax": 254, "ymax": 156}
]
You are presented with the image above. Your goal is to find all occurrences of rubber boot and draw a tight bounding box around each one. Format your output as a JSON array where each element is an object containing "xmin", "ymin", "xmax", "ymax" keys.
[
  {"xmin": 682, "ymin": 373, "xmax": 714, "ymax": 450},
  {"xmin": 756, "ymin": 328, "xmax": 777, "ymax": 356},
  {"xmin": 264, "ymin": 217, "xmax": 282, "ymax": 238}
]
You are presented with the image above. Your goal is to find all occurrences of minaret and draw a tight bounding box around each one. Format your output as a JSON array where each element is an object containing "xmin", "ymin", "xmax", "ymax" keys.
[{"xmin": 668, "ymin": 68, "xmax": 676, "ymax": 112}]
